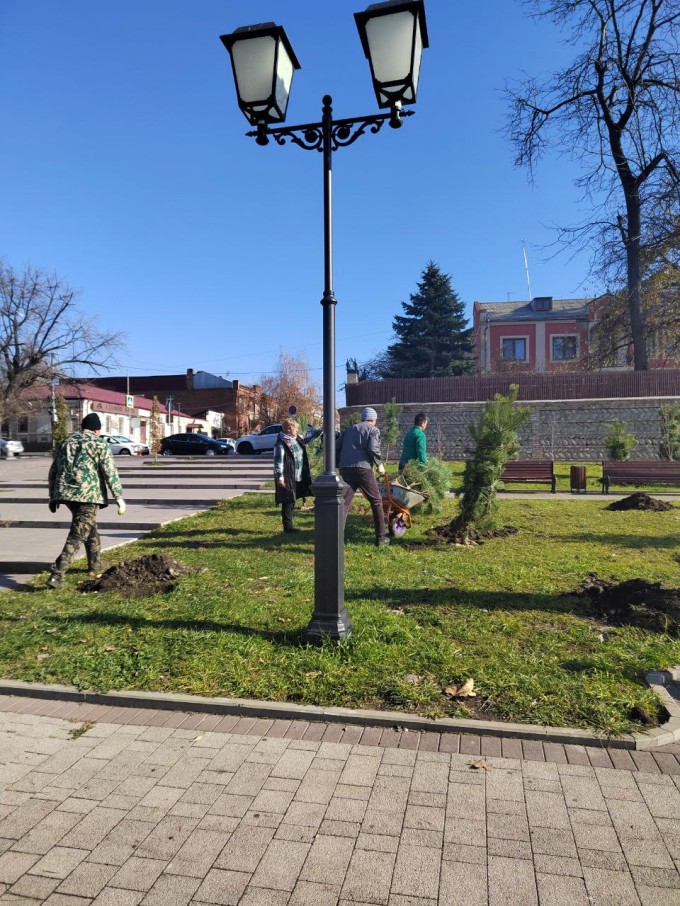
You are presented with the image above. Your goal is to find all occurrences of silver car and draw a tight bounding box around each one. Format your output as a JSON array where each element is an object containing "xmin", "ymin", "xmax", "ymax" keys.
[
  {"xmin": 0, "ymin": 438, "xmax": 24, "ymax": 458},
  {"xmin": 101, "ymin": 434, "xmax": 146, "ymax": 456},
  {"xmin": 235, "ymin": 424, "xmax": 282, "ymax": 455}
]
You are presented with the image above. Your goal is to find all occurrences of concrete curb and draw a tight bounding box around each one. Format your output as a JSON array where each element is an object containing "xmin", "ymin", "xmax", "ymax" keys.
[
  {"xmin": 0, "ymin": 520, "xmax": 167, "ymax": 530},
  {"xmin": 640, "ymin": 668, "xmax": 680, "ymax": 750},
  {"xmin": 0, "ymin": 675, "xmax": 677, "ymax": 750}
]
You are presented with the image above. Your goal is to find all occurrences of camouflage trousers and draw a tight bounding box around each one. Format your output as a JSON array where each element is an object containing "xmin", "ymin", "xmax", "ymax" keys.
[{"xmin": 53, "ymin": 502, "xmax": 101, "ymax": 577}]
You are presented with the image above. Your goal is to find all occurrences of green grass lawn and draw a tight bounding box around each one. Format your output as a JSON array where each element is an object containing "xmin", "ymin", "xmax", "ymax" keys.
[{"xmin": 1, "ymin": 493, "xmax": 679, "ymax": 736}]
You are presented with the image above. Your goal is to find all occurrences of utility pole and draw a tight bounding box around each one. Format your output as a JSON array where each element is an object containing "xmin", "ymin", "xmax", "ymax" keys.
[{"xmin": 522, "ymin": 240, "xmax": 533, "ymax": 302}]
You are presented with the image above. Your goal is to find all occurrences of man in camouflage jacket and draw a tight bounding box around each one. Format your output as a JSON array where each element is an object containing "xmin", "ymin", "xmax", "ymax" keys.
[{"xmin": 47, "ymin": 412, "xmax": 126, "ymax": 587}]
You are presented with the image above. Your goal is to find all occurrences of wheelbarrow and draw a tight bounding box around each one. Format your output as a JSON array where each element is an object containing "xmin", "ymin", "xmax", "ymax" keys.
[{"xmin": 379, "ymin": 473, "xmax": 426, "ymax": 537}]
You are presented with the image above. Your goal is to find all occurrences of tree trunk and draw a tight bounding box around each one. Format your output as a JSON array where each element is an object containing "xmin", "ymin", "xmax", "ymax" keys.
[{"xmin": 625, "ymin": 193, "xmax": 649, "ymax": 370}]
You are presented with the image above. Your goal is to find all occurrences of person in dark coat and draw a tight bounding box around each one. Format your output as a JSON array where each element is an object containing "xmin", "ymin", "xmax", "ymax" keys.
[
  {"xmin": 336, "ymin": 406, "xmax": 389, "ymax": 547},
  {"xmin": 273, "ymin": 417, "xmax": 313, "ymax": 533}
]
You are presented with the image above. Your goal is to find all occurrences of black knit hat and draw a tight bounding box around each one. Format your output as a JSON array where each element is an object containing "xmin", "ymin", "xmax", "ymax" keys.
[{"xmin": 81, "ymin": 413, "xmax": 102, "ymax": 431}]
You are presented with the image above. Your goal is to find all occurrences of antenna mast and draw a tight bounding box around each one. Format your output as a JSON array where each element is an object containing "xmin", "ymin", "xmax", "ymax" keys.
[{"xmin": 522, "ymin": 240, "xmax": 533, "ymax": 302}]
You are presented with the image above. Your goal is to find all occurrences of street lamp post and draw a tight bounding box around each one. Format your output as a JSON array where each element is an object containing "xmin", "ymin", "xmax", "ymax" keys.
[{"xmin": 221, "ymin": 1, "xmax": 428, "ymax": 643}]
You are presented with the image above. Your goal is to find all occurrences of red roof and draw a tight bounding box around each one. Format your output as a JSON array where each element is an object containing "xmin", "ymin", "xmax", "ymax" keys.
[{"xmin": 24, "ymin": 383, "xmax": 189, "ymax": 417}]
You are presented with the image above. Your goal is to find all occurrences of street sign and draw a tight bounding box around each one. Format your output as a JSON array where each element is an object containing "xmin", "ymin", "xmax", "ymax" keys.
[
  {"xmin": 288, "ymin": 405, "xmax": 297, "ymax": 415},
  {"xmin": 126, "ymin": 395, "xmax": 134, "ymax": 409}
]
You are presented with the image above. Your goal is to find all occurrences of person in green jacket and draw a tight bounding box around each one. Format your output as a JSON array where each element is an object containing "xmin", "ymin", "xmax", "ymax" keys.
[
  {"xmin": 47, "ymin": 412, "xmax": 126, "ymax": 587},
  {"xmin": 399, "ymin": 413, "xmax": 429, "ymax": 471}
]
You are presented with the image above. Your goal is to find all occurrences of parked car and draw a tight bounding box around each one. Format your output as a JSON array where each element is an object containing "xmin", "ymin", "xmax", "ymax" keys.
[
  {"xmin": 235, "ymin": 423, "xmax": 282, "ymax": 455},
  {"xmin": 217, "ymin": 437, "xmax": 236, "ymax": 454},
  {"xmin": 160, "ymin": 433, "xmax": 231, "ymax": 457},
  {"xmin": 0, "ymin": 438, "xmax": 24, "ymax": 458},
  {"xmin": 101, "ymin": 434, "xmax": 148, "ymax": 456}
]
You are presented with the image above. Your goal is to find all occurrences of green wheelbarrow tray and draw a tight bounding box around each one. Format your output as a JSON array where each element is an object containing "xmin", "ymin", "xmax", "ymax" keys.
[{"xmin": 379, "ymin": 480, "xmax": 426, "ymax": 510}]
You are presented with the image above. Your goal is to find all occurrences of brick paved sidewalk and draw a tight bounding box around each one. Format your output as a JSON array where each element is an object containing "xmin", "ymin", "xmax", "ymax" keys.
[{"xmin": 1, "ymin": 700, "xmax": 680, "ymax": 905}]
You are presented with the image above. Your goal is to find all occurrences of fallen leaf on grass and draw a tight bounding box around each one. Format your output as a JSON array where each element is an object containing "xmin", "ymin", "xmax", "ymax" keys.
[
  {"xmin": 444, "ymin": 678, "xmax": 476, "ymax": 698},
  {"xmin": 36, "ymin": 652, "xmax": 49, "ymax": 661},
  {"xmin": 277, "ymin": 617, "xmax": 291, "ymax": 623},
  {"xmin": 468, "ymin": 759, "xmax": 492, "ymax": 771},
  {"xmin": 305, "ymin": 671, "xmax": 322, "ymax": 678},
  {"xmin": 103, "ymin": 646, "xmax": 117, "ymax": 652},
  {"xmin": 404, "ymin": 674, "xmax": 423, "ymax": 685},
  {"xmin": 45, "ymin": 628, "xmax": 57, "ymax": 634}
]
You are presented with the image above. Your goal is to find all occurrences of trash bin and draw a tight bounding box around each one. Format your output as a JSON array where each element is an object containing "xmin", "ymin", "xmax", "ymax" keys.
[{"xmin": 570, "ymin": 465, "xmax": 587, "ymax": 494}]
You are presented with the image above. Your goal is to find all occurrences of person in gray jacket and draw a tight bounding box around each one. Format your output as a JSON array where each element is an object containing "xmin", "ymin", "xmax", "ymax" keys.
[{"xmin": 336, "ymin": 406, "xmax": 389, "ymax": 546}]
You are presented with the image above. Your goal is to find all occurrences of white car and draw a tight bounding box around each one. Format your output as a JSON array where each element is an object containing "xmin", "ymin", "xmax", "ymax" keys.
[
  {"xmin": 101, "ymin": 434, "xmax": 147, "ymax": 456},
  {"xmin": 235, "ymin": 423, "xmax": 282, "ymax": 455},
  {"xmin": 0, "ymin": 438, "xmax": 24, "ymax": 458},
  {"xmin": 217, "ymin": 438, "xmax": 237, "ymax": 454}
]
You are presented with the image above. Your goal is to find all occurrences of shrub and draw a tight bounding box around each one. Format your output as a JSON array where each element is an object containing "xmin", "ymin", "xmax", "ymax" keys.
[
  {"xmin": 398, "ymin": 458, "xmax": 450, "ymax": 513},
  {"xmin": 382, "ymin": 397, "xmax": 402, "ymax": 462},
  {"xmin": 51, "ymin": 393, "xmax": 69, "ymax": 454},
  {"xmin": 659, "ymin": 403, "xmax": 680, "ymax": 461},
  {"xmin": 448, "ymin": 385, "xmax": 531, "ymax": 540},
  {"xmin": 604, "ymin": 419, "xmax": 637, "ymax": 461}
]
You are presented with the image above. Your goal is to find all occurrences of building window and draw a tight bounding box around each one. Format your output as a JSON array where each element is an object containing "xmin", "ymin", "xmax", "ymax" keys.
[
  {"xmin": 501, "ymin": 338, "xmax": 527, "ymax": 361},
  {"xmin": 17, "ymin": 417, "xmax": 28, "ymax": 433},
  {"xmin": 552, "ymin": 335, "xmax": 578, "ymax": 361}
]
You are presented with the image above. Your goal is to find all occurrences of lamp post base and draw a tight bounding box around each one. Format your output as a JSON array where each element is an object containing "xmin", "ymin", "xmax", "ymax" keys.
[{"xmin": 303, "ymin": 472, "xmax": 352, "ymax": 644}]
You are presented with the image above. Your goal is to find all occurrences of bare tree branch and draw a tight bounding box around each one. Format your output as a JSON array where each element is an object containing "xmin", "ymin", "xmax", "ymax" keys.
[
  {"xmin": 0, "ymin": 260, "xmax": 124, "ymax": 423},
  {"xmin": 506, "ymin": 0, "xmax": 680, "ymax": 369}
]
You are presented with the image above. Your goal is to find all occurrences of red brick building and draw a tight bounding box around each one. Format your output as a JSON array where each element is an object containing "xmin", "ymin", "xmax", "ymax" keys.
[
  {"xmin": 474, "ymin": 296, "xmax": 594, "ymax": 373},
  {"xmin": 474, "ymin": 294, "xmax": 679, "ymax": 373},
  {"xmin": 88, "ymin": 369, "xmax": 265, "ymax": 437}
]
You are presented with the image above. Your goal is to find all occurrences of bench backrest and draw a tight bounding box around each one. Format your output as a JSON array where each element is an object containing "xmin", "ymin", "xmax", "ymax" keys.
[
  {"xmin": 602, "ymin": 460, "xmax": 680, "ymax": 477},
  {"xmin": 502, "ymin": 461, "xmax": 554, "ymax": 477}
]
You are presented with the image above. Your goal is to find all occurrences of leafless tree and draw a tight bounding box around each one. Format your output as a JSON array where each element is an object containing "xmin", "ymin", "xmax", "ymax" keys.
[
  {"xmin": 258, "ymin": 351, "xmax": 321, "ymax": 425},
  {"xmin": 590, "ymin": 269, "xmax": 680, "ymax": 365},
  {"xmin": 506, "ymin": 0, "xmax": 680, "ymax": 370},
  {"xmin": 590, "ymin": 221, "xmax": 680, "ymax": 364},
  {"xmin": 0, "ymin": 260, "xmax": 123, "ymax": 423}
]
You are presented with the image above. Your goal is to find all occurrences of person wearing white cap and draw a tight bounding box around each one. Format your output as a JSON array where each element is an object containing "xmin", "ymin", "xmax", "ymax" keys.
[{"xmin": 336, "ymin": 406, "xmax": 389, "ymax": 546}]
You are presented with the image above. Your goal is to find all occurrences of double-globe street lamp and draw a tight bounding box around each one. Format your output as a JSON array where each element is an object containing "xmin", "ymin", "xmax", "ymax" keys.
[{"xmin": 220, "ymin": 1, "xmax": 428, "ymax": 643}]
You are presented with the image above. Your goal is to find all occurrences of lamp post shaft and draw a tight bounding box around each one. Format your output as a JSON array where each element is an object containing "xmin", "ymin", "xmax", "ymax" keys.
[
  {"xmin": 321, "ymin": 95, "xmax": 335, "ymax": 477},
  {"xmin": 243, "ymin": 102, "xmax": 413, "ymax": 646},
  {"xmin": 303, "ymin": 95, "xmax": 353, "ymax": 644}
]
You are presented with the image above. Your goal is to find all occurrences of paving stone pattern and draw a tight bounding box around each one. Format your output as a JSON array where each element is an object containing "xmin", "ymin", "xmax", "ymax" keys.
[{"xmin": 1, "ymin": 700, "xmax": 680, "ymax": 904}]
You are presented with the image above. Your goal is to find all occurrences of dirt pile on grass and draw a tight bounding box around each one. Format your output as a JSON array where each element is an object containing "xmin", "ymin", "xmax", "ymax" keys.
[
  {"xmin": 606, "ymin": 492, "xmax": 674, "ymax": 512},
  {"xmin": 432, "ymin": 523, "xmax": 518, "ymax": 545},
  {"xmin": 578, "ymin": 574, "xmax": 680, "ymax": 635},
  {"xmin": 81, "ymin": 554, "xmax": 193, "ymax": 597}
]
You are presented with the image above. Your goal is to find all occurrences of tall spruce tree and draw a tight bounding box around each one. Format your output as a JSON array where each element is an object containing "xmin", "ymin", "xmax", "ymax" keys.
[{"xmin": 384, "ymin": 262, "xmax": 474, "ymax": 378}]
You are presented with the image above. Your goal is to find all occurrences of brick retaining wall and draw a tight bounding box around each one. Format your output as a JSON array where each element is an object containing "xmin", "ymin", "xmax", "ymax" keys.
[{"xmin": 340, "ymin": 397, "xmax": 679, "ymax": 461}]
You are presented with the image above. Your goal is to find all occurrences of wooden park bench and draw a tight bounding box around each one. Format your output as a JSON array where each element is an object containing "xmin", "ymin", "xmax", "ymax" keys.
[
  {"xmin": 601, "ymin": 460, "xmax": 680, "ymax": 493},
  {"xmin": 500, "ymin": 460, "xmax": 556, "ymax": 493}
]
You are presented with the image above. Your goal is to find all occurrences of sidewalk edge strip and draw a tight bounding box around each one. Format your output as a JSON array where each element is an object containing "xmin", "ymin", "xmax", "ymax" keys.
[{"xmin": 1, "ymin": 678, "xmax": 671, "ymax": 749}]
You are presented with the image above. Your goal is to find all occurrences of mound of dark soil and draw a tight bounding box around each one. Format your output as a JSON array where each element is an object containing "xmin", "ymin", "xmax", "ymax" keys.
[
  {"xmin": 577, "ymin": 574, "xmax": 680, "ymax": 635},
  {"xmin": 80, "ymin": 554, "xmax": 193, "ymax": 597},
  {"xmin": 606, "ymin": 492, "xmax": 674, "ymax": 512},
  {"xmin": 432, "ymin": 523, "xmax": 518, "ymax": 545}
]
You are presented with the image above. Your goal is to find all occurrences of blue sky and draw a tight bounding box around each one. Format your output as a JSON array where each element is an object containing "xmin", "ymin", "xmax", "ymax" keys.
[{"xmin": 0, "ymin": 1, "xmax": 599, "ymax": 394}]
